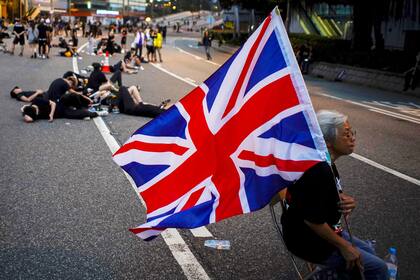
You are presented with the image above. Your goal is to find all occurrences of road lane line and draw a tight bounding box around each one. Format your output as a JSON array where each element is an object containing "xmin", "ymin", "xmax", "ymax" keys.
[
  {"xmin": 205, "ymin": 60, "xmax": 221, "ymax": 66},
  {"xmin": 184, "ymin": 77, "xmax": 196, "ymax": 84},
  {"xmin": 314, "ymin": 91, "xmax": 420, "ymax": 124},
  {"xmin": 368, "ymin": 108, "xmax": 420, "ymax": 124},
  {"xmin": 150, "ymin": 63, "xmax": 198, "ymax": 87},
  {"xmin": 314, "ymin": 92, "xmax": 345, "ymax": 101},
  {"xmin": 175, "ymin": 46, "xmax": 203, "ymax": 60},
  {"xmin": 190, "ymin": 227, "xmax": 213, "ymax": 238},
  {"xmin": 74, "ymin": 47, "xmax": 211, "ymax": 280},
  {"xmin": 175, "ymin": 46, "xmax": 222, "ymax": 66},
  {"xmin": 351, "ymin": 153, "xmax": 420, "ymax": 186}
]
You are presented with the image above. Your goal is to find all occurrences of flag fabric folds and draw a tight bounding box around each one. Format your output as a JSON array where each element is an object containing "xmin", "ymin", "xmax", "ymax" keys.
[{"xmin": 113, "ymin": 8, "xmax": 328, "ymax": 241}]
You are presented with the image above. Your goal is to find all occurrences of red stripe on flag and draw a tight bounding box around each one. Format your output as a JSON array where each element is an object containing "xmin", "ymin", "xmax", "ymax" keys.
[
  {"xmin": 238, "ymin": 150, "xmax": 320, "ymax": 172},
  {"xmin": 222, "ymin": 16, "xmax": 272, "ymax": 118},
  {"xmin": 181, "ymin": 188, "xmax": 205, "ymax": 211},
  {"xmin": 129, "ymin": 227, "xmax": 163, "ymax": 234},
  {"xmin": 114, "ymin": 141, "xmax": 188, "ymax": 156}
]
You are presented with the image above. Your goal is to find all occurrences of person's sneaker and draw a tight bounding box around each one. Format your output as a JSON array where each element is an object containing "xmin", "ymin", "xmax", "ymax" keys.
[
  {"xmin": 83, "ymin": 117, "xmax": 91, "ymax": 121},
  {"xmin": 19, "ymin": 52, "xmax": 23, "ymax": 56},
  {"xmin": 159, "ymin": 99, "xmax": 171, "ymax": 109},
  {"xmin": 97, "ymin": 110, "xmax": 109, "ymax": 117}
]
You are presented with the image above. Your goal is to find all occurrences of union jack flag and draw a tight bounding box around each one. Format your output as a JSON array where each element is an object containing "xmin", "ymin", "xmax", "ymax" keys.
[{"xmin": 113, "ymin": 8, "xmax": 328, "ymax": 241}]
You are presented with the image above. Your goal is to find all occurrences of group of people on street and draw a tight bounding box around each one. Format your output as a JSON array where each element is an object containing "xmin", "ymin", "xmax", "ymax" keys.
[
  {"xmin": 132, "ymin": 27, "xmax": 164, "ymax": 63},
  {"xmin": 8, "ymin": 17, "xmax": 53, "ymax": 58},
  {"xmin": 11, "ymin": 61, "xmax": 171, "ymax": 123},
  {"xmin": 1, "ymin": 16, "xmax": 167, "ymax": 64}
]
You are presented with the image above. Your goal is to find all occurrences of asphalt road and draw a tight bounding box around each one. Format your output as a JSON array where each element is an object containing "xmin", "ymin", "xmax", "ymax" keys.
[{"xmin": 1, "ymin": 32, "xmax": 420, "ymax": 280}]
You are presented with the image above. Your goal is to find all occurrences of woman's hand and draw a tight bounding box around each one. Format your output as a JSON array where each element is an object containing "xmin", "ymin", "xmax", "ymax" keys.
[{"xmin": 338, "ymin": 193, "xmax": 356, "ymax": 218}]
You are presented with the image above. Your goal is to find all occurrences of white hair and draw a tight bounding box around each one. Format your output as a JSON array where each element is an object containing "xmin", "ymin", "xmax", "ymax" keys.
[{"xmin": 316, "ymin": 110, "xmax": 348, "ymax": 144}]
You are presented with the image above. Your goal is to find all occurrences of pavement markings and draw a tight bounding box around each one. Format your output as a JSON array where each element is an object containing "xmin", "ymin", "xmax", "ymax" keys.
[
  {"xmin": 188, "ymin": 44, "xmax": 200, "ymax": 49},
  {"xmin": 314, "ymin": 92, "xmax": 420, "ymax": 124},
  {"xmin": 205, "ymin": 60, "xmax": 221, "ymax": 66},
  {"xmin": 175, "ymin": 46, "xmax": 203, "ymax": 60},
  {"xmin": 184, "ymin": 77, "xmax": 197, "ymax": 84},
  {"xmin": 350, "ymin": 153, "xmax": 420, "ymax": 186},
  {"xmin": 150, "ymin": 63, "xmax": 198, "ymax": 87},
  {"xmin": 348, "ymin": 100, "xmax": 420, "ymax": 124},
  {"xmin": 74, "ymin": 45, "xmax": 211, "ymax": 280},
  {"xmin": 175, "ymin": 46, "xmax": 222, "ymax": 67},
  {"xmin": 190, "ymin": 226, "xmax": 213, "ymax": 238}
]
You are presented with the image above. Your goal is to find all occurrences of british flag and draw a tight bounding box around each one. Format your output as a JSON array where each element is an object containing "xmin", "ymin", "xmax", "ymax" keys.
[{"xmin": 113, "ymin": 8, "xmax": 328, "ymax": 241}]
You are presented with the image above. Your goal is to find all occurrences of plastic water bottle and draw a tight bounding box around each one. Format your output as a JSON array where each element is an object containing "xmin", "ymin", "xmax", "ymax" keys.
[
  {"xmin": 384, "ymin": 247, "xmax": 398, "ymax": 280},
  {"xmin": 204, "ymin": 240, "xmax": 230, "ymax": 250}
]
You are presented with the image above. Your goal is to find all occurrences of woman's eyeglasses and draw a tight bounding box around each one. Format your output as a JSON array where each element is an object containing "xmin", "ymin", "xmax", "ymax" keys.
[{"xmin": 344, "ymin": 129, "xmax": 356, "ymax": 139}]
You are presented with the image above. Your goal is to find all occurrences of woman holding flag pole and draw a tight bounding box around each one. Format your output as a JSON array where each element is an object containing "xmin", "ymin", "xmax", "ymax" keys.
[{"xmin": 281, "ymin": 110, "xmax": 388, "ymax": 280}]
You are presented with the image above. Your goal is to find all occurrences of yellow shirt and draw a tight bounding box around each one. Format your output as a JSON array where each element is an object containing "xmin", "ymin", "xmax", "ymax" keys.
[{"xmin": 154, "ymin": 33, "xmax": 163, "ymax": 48}]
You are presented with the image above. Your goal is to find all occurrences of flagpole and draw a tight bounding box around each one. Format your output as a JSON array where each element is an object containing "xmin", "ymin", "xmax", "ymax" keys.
[{"xmin": 328, "ymin": 164, "xmax": 365, "ymax": 280}]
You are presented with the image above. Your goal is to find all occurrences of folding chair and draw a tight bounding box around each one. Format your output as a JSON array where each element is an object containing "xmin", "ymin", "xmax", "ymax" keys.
[{"xmin": 269, "ymin": 189, "xmax": 328, "ymax": 280}]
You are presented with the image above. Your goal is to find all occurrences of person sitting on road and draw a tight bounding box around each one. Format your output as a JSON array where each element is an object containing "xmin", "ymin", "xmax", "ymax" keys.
[
  {"xmin": 10, "ymin": 86, "xmax": 44, "ymax": 102},
  {"xmin": 45, "ymin": 76, "xmax": 83, "ymax": 103},
  {"xmin": 281, "ymin": 110, "xmax": 388, "ymax": 280},
  {"xmin": 86, "ymin": 63, "xmax": 121, "ymax": 103},
  {"xmin": 87, "ymin": 62, "xmax": 122, "ymax": 91},
  {"xmin": 111, "ymin": 53, "xmax": 138, "ymax": 74},
  {"xmin": 118, "ymin": 85, "xmax": 170, "ymax": 118}
]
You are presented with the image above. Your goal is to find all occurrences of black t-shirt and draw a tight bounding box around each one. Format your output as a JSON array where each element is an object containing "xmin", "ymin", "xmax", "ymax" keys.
[
  {"xmin": 87, "ymin": 70, "xmax": 107, "ymax": 92},
  {"xmin": 112, "ymin": 61, "xmax": 122, "ymax": 72},
  {"xmin": 14, "ymin": 91, "xmax": 35, "ymax": 100},
  {"xmin": 32, "ymin": 97, "xmax": 51, "ymax": 119},
  {"xmin": 13, "ymin": 23, "xmax": 25, "ymax": 37},
  {"xmin": 37, "ymin": 23, "xmax": 47, "ymax": 38},
  {"xmin": 46, "ymin": 78, "xmax": 70, "ymax": 103},
  {"xmin": 281, "ymin": 161, "xmax": 341, "ymax": 264}
]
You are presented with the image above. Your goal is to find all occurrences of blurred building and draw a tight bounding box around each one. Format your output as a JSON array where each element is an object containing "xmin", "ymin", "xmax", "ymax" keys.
[
  {"xmin": 0, "ymin": 0, "xmax": 147, "ymax": 19},
  {"xmin": 70, "ymin": 0, "xmax": 147, "ymax": 18},
  {"xmin": 288, "ymin": 0, "xmax": 420, "ymax": 51}
]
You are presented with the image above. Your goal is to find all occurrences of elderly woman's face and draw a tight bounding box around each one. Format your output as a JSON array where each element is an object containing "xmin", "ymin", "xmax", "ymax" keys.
[{"xmin": 332, "ymin": 121, "xmax": 356, "ymax": 157}]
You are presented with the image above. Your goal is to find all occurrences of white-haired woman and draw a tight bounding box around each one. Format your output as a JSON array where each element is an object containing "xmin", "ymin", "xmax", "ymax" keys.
[{"xmin": 281, "ymin": 110, "xmax": 388, "ymax": 279}]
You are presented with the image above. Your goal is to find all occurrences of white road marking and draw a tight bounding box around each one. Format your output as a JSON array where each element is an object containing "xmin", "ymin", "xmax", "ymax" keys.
[
  {"xmin": 184, "ymin": 77, "xmax": 196, "ymax": 84},
  {"xmin": 190, "ymin": 226, "xmax": 213, "ymax": 238},
  {"xmin": 175, "ymin": 46, "xmax": 203, "ymax": 60},
  {"xmin": 368, "ymin": 108, "xmax": 420, "ymax": 124},
  {"xmin": 175, "ymin": 46, "xmax": 222, "ymax": 66},
  {"xmin": 150, "ymin": 63, "xmax": 197, "ymax": 87},
  {"xmin": 74, "ymin": 44, "xmax": 211, "ymax": 280},
  {"xmin": 205, "ymin": 60, "xmax": 221, "ymax": 66},
  {"xmin": 351, "ymin": 153, "xmax": 420, "ymax": 186},
  {"xmin": 315, "ymin": 92, "xmax": 420, "ymax": 124}
]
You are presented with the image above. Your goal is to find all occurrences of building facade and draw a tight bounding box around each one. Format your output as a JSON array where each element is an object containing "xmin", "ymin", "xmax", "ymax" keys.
[{"xmin": 70, "ymin": 0, "xmax": 147, "ymax": 18}]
